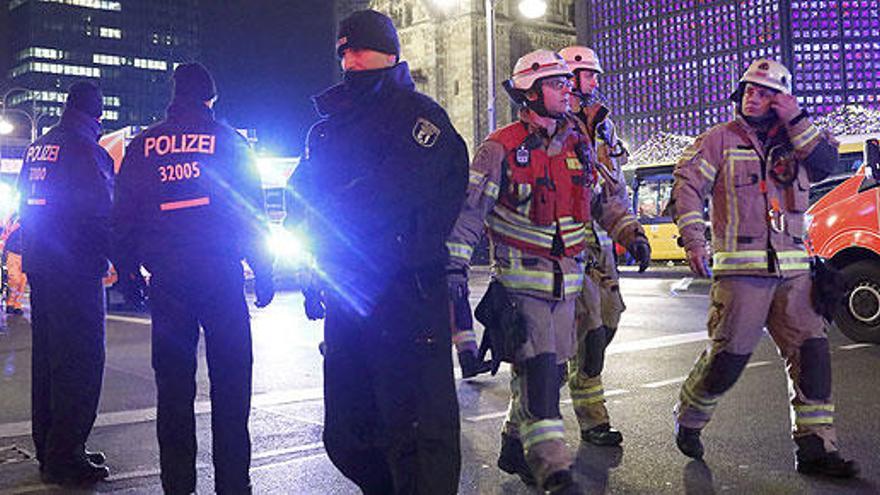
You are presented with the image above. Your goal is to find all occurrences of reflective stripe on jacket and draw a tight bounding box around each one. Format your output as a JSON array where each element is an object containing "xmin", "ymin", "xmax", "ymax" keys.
[{"xmin": 672, "ymin": 115, "xmax": 836, "ymax": 277}]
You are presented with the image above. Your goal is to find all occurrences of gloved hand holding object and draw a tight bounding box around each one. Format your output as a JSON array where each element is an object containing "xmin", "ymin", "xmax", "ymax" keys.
[{"xmin": 629, "ymin": 237, "xmax": 652, "ymax": 273}]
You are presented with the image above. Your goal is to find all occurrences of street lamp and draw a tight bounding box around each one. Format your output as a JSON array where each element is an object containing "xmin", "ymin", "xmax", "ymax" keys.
[
  {"xmin": 485, "ymin": 0, "xmax": 547, "ymax": 134},
  {"xmin": 1, "ymin": 88, "xmax": 38, "ymax": 142},
  {"xmin": 518, "ymin": 0, "xmax": 547, "ymax": 19},
  {"xmin": 431, "ymin": 0, "xmax": 547, "ymax": 134}
]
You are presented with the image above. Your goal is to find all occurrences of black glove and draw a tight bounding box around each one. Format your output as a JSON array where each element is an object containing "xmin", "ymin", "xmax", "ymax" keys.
[
  {"xmin": 629, "ymin": 238, "xmax": 652, "ymax": 273},
  {"xmin": 447, "ymin": 271, "xmax": 472, "ymax": 330},
  {"xmin": 254, "ymin": 274, "xmax": 275, "ymax": 308},
  {"xmin": 303, "ymin": 287, "xmax": 325, "ymax": 320}
]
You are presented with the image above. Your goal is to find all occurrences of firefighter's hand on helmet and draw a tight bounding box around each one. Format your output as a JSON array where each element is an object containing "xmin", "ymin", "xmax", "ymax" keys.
[
  {"xmin": 685, "ymin": 243, "xmax": 712, "ymax": 278},
  {"xmin": 772, "ymin": 94, "xmax": 801, "ymax": 123},
  {"xmin": 254, "ymin": 273, "xmax": 275, "ymax": 308},
  {"xmin": 628, "ymin": 237, "xmax": 652, "ymax": 273}
]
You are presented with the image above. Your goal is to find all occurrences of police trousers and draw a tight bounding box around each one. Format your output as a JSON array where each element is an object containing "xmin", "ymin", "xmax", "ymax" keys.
[
  {"xmin": 568, "ymin": 253, "xmax": 626, "ymax": 431},
  {"xmin": 503, "ymin": 294, "xmax": 575, "ymax": 487},
  {"xmin": 29, "ymin": 273, "xmax": 105, "ymax": 469},
  {"xmin": 322, "ymin": 269, "xmax": 460, "ymax": 495},
  {"xmin": 675, "ymin": 274, "xmax": 839, "ymax": 451},
  {"xmin": 148, "ymin": 259, "xmax": 253, "ymax": 494}
]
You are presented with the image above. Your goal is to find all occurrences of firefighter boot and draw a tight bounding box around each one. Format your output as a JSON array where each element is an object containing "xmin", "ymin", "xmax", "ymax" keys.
[
  {"xmin": 795, "ymin": 435, "xmax": 859, "ymax": 478},
  {"xmin": 458, "ymin": 350, "xmax": 491, "ymax": 379},
  {"xmin": 543, "ymin": 469, "xmax": 583, "ymax": 495},
  {"xmin": 675, "ymin": 423, "xmax": 704, "ymax": 459},
  {"xmin": 497, "ymin": 433, "xmax": 535, "ymax": 486},
  {"xmin": 581, "ymin": 423, "xmax": 623, "ymax": 446}
]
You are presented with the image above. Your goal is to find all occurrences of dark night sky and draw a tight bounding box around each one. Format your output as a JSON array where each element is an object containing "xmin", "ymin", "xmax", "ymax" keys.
[{"xmin": 200, "ymin": 1, "xmax": 338, "ymax": 157}]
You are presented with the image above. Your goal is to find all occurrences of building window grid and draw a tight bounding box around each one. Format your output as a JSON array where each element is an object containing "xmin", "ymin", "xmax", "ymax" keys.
[
  {"xmin": 593, "ymin": 0, "xmax": 875, "ymax": 145},
  {"xmin": 10, "ymin": 61, "xmax": 101, "ymax": 78},
  {"xmin": 16, "ymin": 47, "xmax": 65, "ymax": 61}
]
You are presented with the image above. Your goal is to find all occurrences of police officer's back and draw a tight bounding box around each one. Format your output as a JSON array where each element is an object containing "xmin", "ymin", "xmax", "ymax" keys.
[
  {"xmin": 18, "ymin": 82, "xmax": 113, "ymax": 485},
  {"xmin": 112, "ymin": 63, "xmax": 274, "ymax": 494}
]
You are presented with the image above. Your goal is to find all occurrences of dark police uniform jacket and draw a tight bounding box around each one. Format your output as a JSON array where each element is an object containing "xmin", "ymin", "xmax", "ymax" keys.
[
  {"xmin": 113, "ymin": 99, "xmax": 271, "ymax": 275},
  {"xmin": 17, "ymin": 109, "xmax": 114, "ymax": 278},
  {"xmin": 289, "ymin": 62, "xmax": 469, "ymax": 313}
]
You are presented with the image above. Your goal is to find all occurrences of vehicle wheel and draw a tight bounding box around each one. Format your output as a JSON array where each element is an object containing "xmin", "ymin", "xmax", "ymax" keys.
[{"xmin": 831, "ymin": 260, "xmax": 880, "ymax": 343}]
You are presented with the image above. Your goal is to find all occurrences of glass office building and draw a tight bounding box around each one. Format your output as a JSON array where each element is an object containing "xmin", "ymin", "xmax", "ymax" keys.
[{"xmin": 2, "ymin": 0, "xmax": 200, "ymax": 133}]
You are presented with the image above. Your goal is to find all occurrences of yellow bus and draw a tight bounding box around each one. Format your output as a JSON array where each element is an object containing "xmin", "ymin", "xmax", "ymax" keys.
[{"xmin": 632, "ymin": 163, "xmax": 689, "ymax": 261}]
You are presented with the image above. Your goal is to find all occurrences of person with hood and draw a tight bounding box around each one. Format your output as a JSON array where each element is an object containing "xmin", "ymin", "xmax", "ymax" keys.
[
  {"xmin": 112, "ymin": 63, "xmax": 275, "ymax": 494},
  {"xmin": 559, "ymin": 45, "xmax": 650, "ymax": 448},
  {"xmin": 17, "ymin": 81, "xmax": 113, "ymax": 485},
  {"xmin": 288, "ymin": 9, "xmax": 468, "ymax": 494},
  {"xmin": 671, "ymin": 59, "xmax": 859, "ymax": 478}
]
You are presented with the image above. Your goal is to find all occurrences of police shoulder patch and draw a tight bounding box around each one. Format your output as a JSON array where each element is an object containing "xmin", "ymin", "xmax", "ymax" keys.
[{"xmin": 412, "ymin": 117, "xmax": 441, "ymax": 148}]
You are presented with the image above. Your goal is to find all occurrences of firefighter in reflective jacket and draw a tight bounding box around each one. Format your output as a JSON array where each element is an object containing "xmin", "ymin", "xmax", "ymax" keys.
[
  {"xmin": 113, "ymin": 63, "xmax": 275, "ymax": 494},
  {"xmin": 671, "ymin": 59, "xmax": 859, "ymax": 478},
  {"xmin": 447, "ymin": 49, "xmax": 631, "ymax": 494},
  {"xmin": 1, "ymin": 215, "xmax": 26, "ymax": 314},
  {"xmin": 560, "ymin": 45, "xmax": 650, "ymax": 447},
  {"xmin": 18, "ymin": 82, "xmax": 113, "ymax": 486}
]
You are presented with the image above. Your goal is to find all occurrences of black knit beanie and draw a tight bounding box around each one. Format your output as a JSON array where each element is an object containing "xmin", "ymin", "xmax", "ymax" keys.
[
  {"xmin": 173, "ymin": 62, "xmax": 217, "ymax": 101},
  {"xmin": 336, "ymin": 9, "xmax": 400, "ymax": 59}
]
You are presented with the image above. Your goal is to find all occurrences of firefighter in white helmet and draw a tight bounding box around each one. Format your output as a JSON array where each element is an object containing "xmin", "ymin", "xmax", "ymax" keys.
[
  {"xmin": 559, "ymin": 45, "xmax": 650, "ymax": 447},
  {"xmin": 671, "ymin": 58, "xmax": 859, "ymax": 477},
  {"xmin": 446, "ymin": 48, "xmax": 636, "ymax": 493}
]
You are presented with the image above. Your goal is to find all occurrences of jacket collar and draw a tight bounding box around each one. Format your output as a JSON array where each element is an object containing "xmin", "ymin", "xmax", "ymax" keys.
[
  {"xmin": 312, "ymin": 62, "xmax": 416, "ymax": 118},
  {"xmin": 57, "ymin": 108, "xmax": 101, "ymax": 142},
  {"xmin": 166, "ymin": 98, "xmax": 215, "ymax": 122}
]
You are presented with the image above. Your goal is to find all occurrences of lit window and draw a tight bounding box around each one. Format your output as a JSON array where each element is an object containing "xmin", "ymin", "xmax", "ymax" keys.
[
  {"xmin": 10, "ymin": 62, "xmax": 100, "ymax": 78},
  {"xmin": 93, "ymin": 53, "xmax": 123, "ymax": 65},
  {"xmin": 37, "ymin": 0, "xmax": 122, "ymax": 11},
  {"xmin": 102, "ymin": 110, "xmax": 119, "ymax": 121},
  {"xmin": 16, "ymin": 47, "xmax": 65, "ymax": 61},
  {"xmin": 99, "ymin": 26, "xmax": 122, "ymax": 39},
  {"xmin": 133, "ymin": 57, "xmax": 168, "ymax": 71}
]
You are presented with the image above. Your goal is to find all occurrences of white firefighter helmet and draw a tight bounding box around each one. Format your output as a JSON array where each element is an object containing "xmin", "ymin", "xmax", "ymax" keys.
[
  {"xmin": 559, "ymin": 45, "xmax": 603, "ymax": 74},
  {"xmin": 740, "ymin": 59, "xmax": 792, "ymax": 95},
  {"xmin": 509, "ymin": 49, "xmax": 573, "ymax": 92}
]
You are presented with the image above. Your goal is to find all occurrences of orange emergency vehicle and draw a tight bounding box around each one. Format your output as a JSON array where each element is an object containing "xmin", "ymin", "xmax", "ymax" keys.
[{"xmin": 805, "ymin": 136, "xmax": 880, "ymax": 343}]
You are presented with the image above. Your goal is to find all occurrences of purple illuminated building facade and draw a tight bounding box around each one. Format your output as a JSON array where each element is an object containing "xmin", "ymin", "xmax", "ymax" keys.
[{"xmin": 580, "ymin": 0, "xmax": 879, "ymax": 147}]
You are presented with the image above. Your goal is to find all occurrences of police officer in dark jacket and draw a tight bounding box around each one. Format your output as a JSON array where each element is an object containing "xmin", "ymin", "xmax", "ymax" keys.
[
  {"xmin": 288, "ymin": 10, "xmax": 469, "ymax": 494},
  {"xmin": 18, "ymin": 81, "xmax": 113, "ymax": 485},
  {"xmin": 112, "ymin": 63, "xmax": 275, "ymax": 495}
]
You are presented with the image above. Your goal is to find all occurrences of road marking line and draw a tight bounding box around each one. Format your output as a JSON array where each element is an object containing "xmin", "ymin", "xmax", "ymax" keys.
[
  {"xmin": 745, "ymin": 360, "xmax": 771, "ymax": 369},
  {"xmin": 465, "ymin": 390, "xmax": 629, "ymax": 422},
  {"xmin": 642, "ymin": 376, "xmax": 687, "ymax": 389},
  {"xmin": 607, "ymin": 331, "xmax": 707, "ymax": 355},
  {"xmin": 839, "ymin": 343, "xmax": 875, "ymax": 350},
  {"xmin": 0, "ymin": 387, "xmax": 325, "ymax": 439},
  {"xmin": 106, "ymin": 314, "xmax": 151, "ymax": 325},
  {"xmin": 4, "ymin": 444, "xmax": 331, "ymax": 494},
  {"xmin": 641, "ymin": 361, "xmax": 771, "ymax": 389},
  {"xmin": 252, "ymin": 442, "xmax": 325, "ymax": 461}
]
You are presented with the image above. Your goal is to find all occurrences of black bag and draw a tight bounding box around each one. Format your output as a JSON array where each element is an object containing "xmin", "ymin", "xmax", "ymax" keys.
[
  {"xmin": 811, "ymin": 257, "xmax": 846, "ymax": 322},
  {"xmin": 475, "ymin": 280, "xmax": 528, "ymax": 374}
]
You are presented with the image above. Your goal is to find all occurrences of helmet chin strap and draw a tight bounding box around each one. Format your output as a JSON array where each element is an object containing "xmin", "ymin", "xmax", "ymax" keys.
[{"xmin": 526, "ymin": 93, "xmax": 566, "ymax": 119}]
